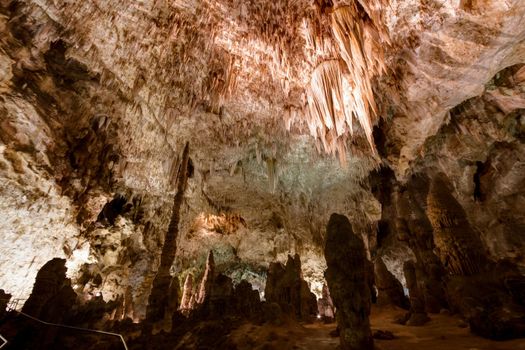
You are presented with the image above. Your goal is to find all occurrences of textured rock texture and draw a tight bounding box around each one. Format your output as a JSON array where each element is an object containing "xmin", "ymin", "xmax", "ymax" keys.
[
  {"xmin": 426, "ymin": 173, "xmax": 489, "ymax": 276},
  {"xmin": 325, "ymin": 214, "xmax": 374, "ymax": 350},
  {"xmin": 146, "ymin": 142, "xmax": 190, "ymax": 324},
  {"xmin": 403, "ymin": 260, "xmax": 430, "ymax": 326},
  {"xmin": 264, "ymin": 254, "xmax": 318, "ymax": 321},
  {"xmin": 0, "ymin": 290, "xmax": 11, "ymax": 318},
  {"xmin": 374, "ymin": 256, "xmax": 409, "ymax": 309}
]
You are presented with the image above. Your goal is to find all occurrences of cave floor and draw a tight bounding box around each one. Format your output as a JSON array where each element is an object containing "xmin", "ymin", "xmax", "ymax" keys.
[{"xmin": 228, "ymin": 306, "xmax": 525, "ymax": 350}]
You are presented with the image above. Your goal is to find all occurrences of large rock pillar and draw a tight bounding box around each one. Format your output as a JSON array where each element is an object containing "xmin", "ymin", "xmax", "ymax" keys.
[
  {"xmin": 325, "ymin": 213, "xmax": 373, "ymax": 350},
  {"xmin": 146, "ymin": 142, "xmax": 190, "ymax": 323}
]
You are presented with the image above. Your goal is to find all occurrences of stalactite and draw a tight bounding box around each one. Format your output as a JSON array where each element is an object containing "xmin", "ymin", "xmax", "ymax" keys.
[{"xmin": 146, "ymin": 142, "xmax": 190, "ymax": 324}]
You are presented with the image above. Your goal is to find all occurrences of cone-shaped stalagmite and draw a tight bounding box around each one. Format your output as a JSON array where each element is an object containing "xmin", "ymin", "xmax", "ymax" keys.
[
  {"xmin": 325, "ymin": 213, "xmax": 373, "ymax": 350},
  {"xmin": 146, "ymin": 142, "xmax": 190, "ymax": 323},
  {"xmin": 180, "ymin": 274, "xmax": 194, "ymax": 312},
  {"xmin": 426, "ymin": 173, "xmax": 488, "ymax": 276},
  {"xmin": 198, "ymin": 250, "xmax": 215, "ymax": 304}
]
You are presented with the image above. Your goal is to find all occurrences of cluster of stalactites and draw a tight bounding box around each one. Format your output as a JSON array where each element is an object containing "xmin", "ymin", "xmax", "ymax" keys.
[{"xmin": 304, "ymin": 1, "xmax": 389, "ymax": 165}]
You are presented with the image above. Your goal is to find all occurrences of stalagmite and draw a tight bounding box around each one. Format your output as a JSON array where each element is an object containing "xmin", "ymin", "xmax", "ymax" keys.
[
  {"xmin": 264, "ymin": 254, "xmax": 318, "ymax": 321},
  {"xmin": 197, "ymin": 250, "xmax": 215, "ymax": 304},
  {"xmin": 180, "ymin": 274, "xmax": 194, "ymax": 312},
  {"xmin": 397, "ymin": 177, "xmax": 448, "ymax": 313},
  {"xmin": 317, "ymin": 283, "xmax": 335, "ymax": 320},
  {"xmin": 325, "ymin": 213, "xmax": 373, "ymax": 350},
  {"xmin": 374, "ymin": 257, "xmax": 409, "ymax": 309},
  {"xmin": 146, "ymin": 142, "xmax": 190, "ymax": 323},
  {"xmin": 3, "ymin": 0, "xmax": 525, "ymax": 348},
  {"xmin": 0, "ymin": 290, "xmax": 11, "ymax": 318},
  {"xmin": 22, "ymin": 258, "xmax": 77, "ymax": 323},
  {"xmin": 233, "ymin": 280, "xmax": 262, "ymax": 319},
  {"xmin": 403, "ymin": 260, "xmax": 430, "ymax": 326},
  {"xmin": 426, "ymin": 174, "xmax": 488, "ymax": 276}
]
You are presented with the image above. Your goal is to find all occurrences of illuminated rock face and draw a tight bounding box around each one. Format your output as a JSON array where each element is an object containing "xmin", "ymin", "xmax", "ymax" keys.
[{"xmin": 0, "ymin": 0, "xmax": 525, "ymax": 344}]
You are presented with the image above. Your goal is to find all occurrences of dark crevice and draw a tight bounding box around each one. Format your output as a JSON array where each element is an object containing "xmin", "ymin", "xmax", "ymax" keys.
[
  {"xmin": 473, "ymin": 161, "xmax": 485, "ymax": 202},
  {"xmin": 97, "ymin": 194, "xmax": 131, "ymax": 225}
]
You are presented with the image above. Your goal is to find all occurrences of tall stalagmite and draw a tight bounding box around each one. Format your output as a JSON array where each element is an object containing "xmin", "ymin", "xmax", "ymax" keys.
[
  {"xmin": 426, "ymin": 174, "xmax": 488, "ymax": 276},
  {"xmin": 403, "ymin": 260, "xmax": 430, "ymax": 326},
  {"xmin": 146, "ymin": 142, "xmax": 190, "ymax": 323},
  {"xmin": 397, "ymin": 176, "xmax": 448, "ymax": 313},
  {"xmin": 180, "ymin": 274, "xmax": 194, "ymax": 312},
  {"xmin": 325, "ymin": 213, "xmax": 373, "ymax": 350},
  {"xmin": 197, "ymin": 250, "xmax": 215, "ymax": 305}
]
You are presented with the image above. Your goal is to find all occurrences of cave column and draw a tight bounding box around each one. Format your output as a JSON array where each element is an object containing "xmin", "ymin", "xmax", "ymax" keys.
[{"xmin": 146, "ymin": 142, "xmax": 190, "ymax": 324}]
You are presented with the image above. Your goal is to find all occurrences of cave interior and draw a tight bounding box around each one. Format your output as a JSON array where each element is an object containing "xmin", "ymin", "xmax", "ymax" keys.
[{"xmin": 1, "ymin": 0, "xmax": 525, "ymax": 349}]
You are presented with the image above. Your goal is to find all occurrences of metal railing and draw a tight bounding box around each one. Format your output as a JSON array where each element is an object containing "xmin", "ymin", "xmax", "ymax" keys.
[
  {"xmin": 0, "ymin": 334, "xmax": 6, "ymax": 349},
  {"xmin": 1, "ymin": 304, "xmax": 129, "ymax": 350}
]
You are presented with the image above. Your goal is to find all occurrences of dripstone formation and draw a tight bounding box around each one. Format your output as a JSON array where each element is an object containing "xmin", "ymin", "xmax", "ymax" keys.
[
  {"xmin": 146, "ymin": 142, "xmax": 190, "ymax": 325},
  {"xmin": 374, "ymin": 257, "xmax": 409, "ymax": 310},
  {"xmin": 2, "ymin": 0, "xmax": 525, "ymax": 349},
  {"xmin": 426, "ymin": 174, "xmax": 488, "ymax": 276},
  {"xmin": 21, "ymin": 258, "xmax": 77, "ymax": 324},
  {"xmin": 264, "ymin": 254, "xmax": 318, "ymax": 321},
  {"xmin": 325, "ymin": 213, "xmax": 374, "ymax": 350},
  {"xmin": 317, "ymin": 283, "xmax": 335, "ymax": 321},
  {"xmin": 403, "ymin": 260, "xmax": 430, "ymax": 326}
]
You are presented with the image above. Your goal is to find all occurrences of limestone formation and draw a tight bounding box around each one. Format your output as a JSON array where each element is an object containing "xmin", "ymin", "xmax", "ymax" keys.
[
  {"xmin": 180, "ymin": 274, "xmax": 194, "ymax": 312},
  {"xmin": 22, "ymin": 258, "xmax": 78, "ymax": 323},
  {"xmin": 317, "ymin": 283, "xmax": 335, "ymax": 320},
  {"xmin": 325, "ymin": 213, "xmax": 373, "ymax": 350},
  {"xmin": 446, "ymin": 274, "xmax": 525, "ymax": 340},
  {"xmin": 264, "ymin": 254, "xmax": 317, "ymax": 321},
  {"xmin": 197, "ymin": 250, "xmax": 215, "ymax": 305},
  {"xmin": 0, "ymin": 290, "xmax": 11, "ymax": 318},
  {"xmin": 146, "ymin": 142, "xmax": 190, "ymax": 323},
  {"xmin": 403, "ymin": 260, "xmax": 430, "ymax": 326},
  {"xmin": 205, "ymin": 274, "xmax": 234, "ymax": 317},
  {"xmin": 426, "ymin": 174, "xmax": 488, "ymax": 276},
  {"xmin": 397, "ymin": 178, "xmax": 448, "ymax": 313},
  {"xmin": 233, "ymin": 280, "xmax": 261, "ymax": 319},
  {"xmin": 2, "ymin": 0, "xmax": 525, "ymax": 348},
  {"xmin": 374, "ymin": 257, "xmax": 409, "ymax": 310}
]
